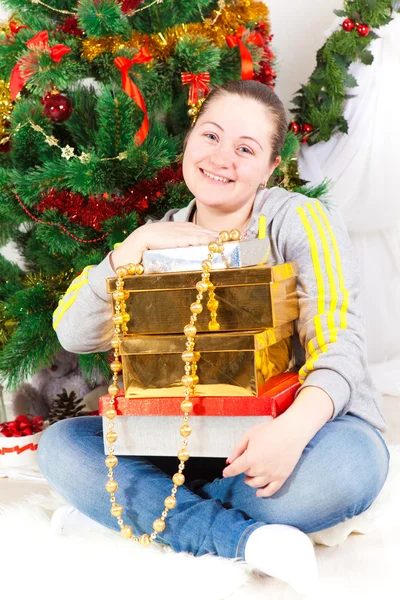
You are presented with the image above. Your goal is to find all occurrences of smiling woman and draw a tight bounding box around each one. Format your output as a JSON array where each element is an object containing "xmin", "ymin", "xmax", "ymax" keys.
[
  {"xmin": 182, "ymin": 80, "xmax": 287, "ymax": 233},
  {"xmin": 41, "ymin": 79, "xmax": 389, "ymax": 595}
]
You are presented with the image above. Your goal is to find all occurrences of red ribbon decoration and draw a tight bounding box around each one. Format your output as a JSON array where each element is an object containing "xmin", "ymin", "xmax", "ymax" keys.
[
  {"xmin": 226, "ymin": 26, "xmax": 263, "ymax": 80},
  {"xmin": 114, "ymin": 43, "xmax": 153, "ymax": 146},
  {"xmin": 180, "ymin": 72, "xmax": 211, "ymax": 106},
  {"xmin": 0, "ymin": 415, "xmax": 43, "ymax": 438},
  {"xmin": 10, "ymin": 30, "xmax": 71, "ymax": 100},
  {"xmin": 0, "ymin": 443, "xmax": 39, "ymax": 455}
]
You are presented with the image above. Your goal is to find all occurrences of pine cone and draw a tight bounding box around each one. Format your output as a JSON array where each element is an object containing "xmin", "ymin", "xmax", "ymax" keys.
[{"xmin": 47, "ymin": 389, "xmax": 86, "ymax": 425}]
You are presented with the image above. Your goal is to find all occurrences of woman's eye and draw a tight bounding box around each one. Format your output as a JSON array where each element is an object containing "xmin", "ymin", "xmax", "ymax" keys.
[
  {"xmin": 205, "ymin": 133, "xmax": 218, "ymax": 141},
  {"xmin": 238, "ymin": 146, "xmax": 253, "ymax": 154}
]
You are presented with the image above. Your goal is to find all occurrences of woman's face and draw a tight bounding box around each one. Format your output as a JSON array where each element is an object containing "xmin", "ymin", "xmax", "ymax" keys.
[{"xmin": 182, "ymin": 93, "xmax": 281, "ymax": 214}]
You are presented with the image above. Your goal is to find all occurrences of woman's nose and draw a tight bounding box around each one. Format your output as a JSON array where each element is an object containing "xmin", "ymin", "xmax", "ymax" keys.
[{"xmin": 210, "ymin": 148, "xmax": 233, "ymax": 169}]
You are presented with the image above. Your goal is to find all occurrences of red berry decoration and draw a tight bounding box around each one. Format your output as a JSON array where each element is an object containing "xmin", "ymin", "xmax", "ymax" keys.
[
  {"xmin": 342, "ymin": 18, "xmax": 356, "ymax": 32},
  {"xmin": 357, "ymin": 23, "xmax": 370, "ymax": 37},
  {"xmin": 43, "ymin": 92, "xmax": 72, "ymax": 122},
  {"xmin": 303, "ymin": 123, "xmax": 313, "ymax": 134},
  {"xmin": 289, "ymin": 121, "xmax": 300, "ymax": 134}
]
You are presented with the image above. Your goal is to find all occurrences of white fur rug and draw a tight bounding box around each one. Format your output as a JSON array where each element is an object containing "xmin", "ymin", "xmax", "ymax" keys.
[
  {"xmin": 1, "ymin": 443, "xmax": 399, "ymax": 600},
  {"xmin": 1, "ymin": 394, "xmax": 399, "ymax": 599}
]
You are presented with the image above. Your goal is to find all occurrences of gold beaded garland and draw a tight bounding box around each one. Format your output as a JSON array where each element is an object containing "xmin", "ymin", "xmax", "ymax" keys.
[{"xmin": 105, "ymin": 230, "xmax": 241, "ymax": 544}]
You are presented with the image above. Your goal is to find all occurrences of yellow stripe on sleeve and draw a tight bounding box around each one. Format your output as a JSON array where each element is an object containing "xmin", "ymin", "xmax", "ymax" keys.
[
  {"xmin": 314, "ymin": 202, "xmax": 349, "ymax": 329},
  {"xmin": 53, "ymin": 266, "xmax": 93, "ymax": 330}
]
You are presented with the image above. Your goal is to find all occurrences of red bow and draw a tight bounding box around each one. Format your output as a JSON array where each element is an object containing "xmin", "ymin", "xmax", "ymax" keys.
[
  {"xmin": 114, "ymin": 43, "xmax": 153, "ymax": 146},
  {"xmin": 10, "ymin": 30, "xmax": 71, "ymax": 100},
  {"xmin": 226, "ymin": 26, "xmax": 263, "ymax": 80},
  {"xmin": 9, "ymin": 21, "xmax": 30, "ymax": 37},
  {"xmin": 0, "ymin": 415, "xmax": 43, "ymax": 438},
  {"xmin": 181, "ymin": 72, "xmax": 210, "ymax": 106}
]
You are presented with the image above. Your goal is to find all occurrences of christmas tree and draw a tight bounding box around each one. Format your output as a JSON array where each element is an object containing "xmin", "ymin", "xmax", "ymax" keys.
[{"xmin": 0, "ymin": 0, "xmax": 303, "ymax": 389}]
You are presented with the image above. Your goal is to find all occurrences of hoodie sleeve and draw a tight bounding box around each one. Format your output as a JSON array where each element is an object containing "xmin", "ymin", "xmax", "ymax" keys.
[
  {"xmin": 274, "ymin": 197, "xmax": 367, "ymax": 421},
  {"xmin": 52, "ymin": 254, "xmax": 115, "ymax": 354}
]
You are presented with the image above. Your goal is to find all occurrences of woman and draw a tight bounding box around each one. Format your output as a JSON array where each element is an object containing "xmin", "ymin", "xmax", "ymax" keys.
[{"xmin": 39, "ymin": 80, "xmax": 390, "ymax": 594}]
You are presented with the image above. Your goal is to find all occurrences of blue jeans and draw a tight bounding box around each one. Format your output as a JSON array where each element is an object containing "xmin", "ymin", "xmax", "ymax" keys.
[{"xmin": 38, "ymin": 414, "xmax": 389, "ymax": 560}]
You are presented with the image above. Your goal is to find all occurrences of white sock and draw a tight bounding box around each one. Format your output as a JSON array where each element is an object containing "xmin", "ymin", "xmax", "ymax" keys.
[
  {"xmin": 51, "ymin": 504, "xmax": 109, "ymax": 536},
  {"xmin": 244, "ymin": 524, "xmax": 318, "ymax": 595}
]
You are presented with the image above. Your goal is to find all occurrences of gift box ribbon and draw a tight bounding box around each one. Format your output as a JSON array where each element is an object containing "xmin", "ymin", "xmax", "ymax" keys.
[{"xmin": 0, "ymin": 415, "xmax": 43, "ymax": 438}]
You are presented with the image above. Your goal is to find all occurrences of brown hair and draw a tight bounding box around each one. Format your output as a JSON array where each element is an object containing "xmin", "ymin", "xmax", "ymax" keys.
[{"xmin": 183, "ymin": 80, "xmax": 287, "ymax": 163}]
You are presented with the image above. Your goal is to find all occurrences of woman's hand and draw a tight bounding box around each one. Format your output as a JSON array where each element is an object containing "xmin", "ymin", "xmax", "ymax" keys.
[
  {"xmin": 221, "ymin": 414, "xmax": 308, "ymax": 498},
  {"xmin": 111, "ymin": 221, "xmax": 219, "ymax": 271}
]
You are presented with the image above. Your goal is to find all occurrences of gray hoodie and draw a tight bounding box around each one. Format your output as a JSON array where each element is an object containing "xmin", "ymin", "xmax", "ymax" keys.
[{"xmin": 53, "ymin": 187, "xmax": 386, "ymax": 431}]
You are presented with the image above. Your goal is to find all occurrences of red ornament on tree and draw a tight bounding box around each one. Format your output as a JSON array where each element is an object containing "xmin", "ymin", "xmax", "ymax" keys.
[
  {"xmin": 303, "ymin": 123, "xmax": 313, "ymax": 134},
  {"xmin": 289, "ymin": 122, "xmax": 300, "ymax": 134},
  {"xmin": 342, "ymin": 18, "xmax": 356, "ymax": 32},
  {"xmin": 43, "ymin": 91, "xmax": 72, "ymax": 122},
  {"xmin": 357, "ymin": 23, "xmax": 371, "ymax": 37}
]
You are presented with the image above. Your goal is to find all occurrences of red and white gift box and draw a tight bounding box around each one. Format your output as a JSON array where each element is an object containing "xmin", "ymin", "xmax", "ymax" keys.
[
  {"xmin": 0, "ymin": 415, "xmax": 43, "ymax": 469},
  {"xmin": 99, "ymin": 372, "xmax": 301, "ymax": 457}
]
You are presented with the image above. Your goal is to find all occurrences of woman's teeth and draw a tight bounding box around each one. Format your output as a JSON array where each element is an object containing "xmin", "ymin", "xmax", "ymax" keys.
[{"xmin": 201, "ymin": 169, "xmax": 231, "ymax": 183}]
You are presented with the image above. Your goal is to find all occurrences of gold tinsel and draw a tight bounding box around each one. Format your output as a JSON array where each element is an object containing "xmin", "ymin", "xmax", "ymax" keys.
[
  {"xmin": 0, "ymin": 80, "xmax": 13, "ymax": 147},
  {"xmin": 82, "ymin": 0, "xmax": 269, "ymax": 62}
]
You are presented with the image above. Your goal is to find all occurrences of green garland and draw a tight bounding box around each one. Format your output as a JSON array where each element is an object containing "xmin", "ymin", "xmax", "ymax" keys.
[{"xmin": 290, "ymin": 0, "xmax": 397, "ymax": 145}]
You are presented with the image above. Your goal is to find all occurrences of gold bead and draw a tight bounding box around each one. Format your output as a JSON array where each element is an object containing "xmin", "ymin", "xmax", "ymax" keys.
[
  {"xmin": 181, "ymin": 374, "xmax": 194, "ymax": 387},
  {"xmin": 178, "ymin": 448, "xmax": 190, "ymax": 462},
  {"xmin": 184, "ymin": 324, "xmax": 197, "ymax": 337},
  {"xmin": 110, "ymin": 504, "xmax": 123, "ymax": 517},
  {"xmin": 110, "ymin": 360, "xmax": 122, "ymax": 372},
  {"xmin": 180, "ymin": 399, "xmax": 193, "ymax": 413},
  {"xmin": 123, "ymin": 291, "xmax": 130, "ymax": 300},
  {"xmin": 230, "ymin": 229, "xmax": 241, "ymax": 241},
  {"xmin": 108, "ymin": 383, "xmax": 120, "ymax": 396},
  {"xmin": 188, "ymin": 106, "xmax": 197, "ymax": 117},
  {"xmin": 172, "ymin": 473, "xmax": 185, "ymax": 486},
  {"xmin": 190, "ymin": 302, "xmax": 203, "ymax": 314},
  {"xmin": 122, "ymin": 313, "xmax": 130, "ymax": 323},
  {"xmin": 181, "ymin": 350, "xmax": 195, "ymax": 362},
  {"xmin": 201, "ymin": 260, "xmax": 212, "ymax": 271},
  {"xmin": 121, "ymin": 525, "xmax": 133, "ymax": 538},
  {"xmin": 196, "ymin": 281, "xmax": 209, "ymax": 293},
  {"xmin": 106, "ymin": 479, "xmax": 118, "ymax": 493},
  {"xmin": 105, "ymin": 455, "xmax": 118, "ymax": 468},
  {"xmin": 106, "ymin": 431, "xmax": 118, "ymax": 444},
  {"xmin": 180, "ymin": 423, "xmax": 192, "ymax": 437},
  {"xmin": 126, "ymin": 263, "xmax": 136, "ymax": 275},
  {"xmin": 112, "ymin": 314, "xmax": 124, "ymax": 325},
  {"xmin": 135, "ymin": 264, "xmax": 144, "ymax": 275},
  {"xmin": 105, "ymin": 407, "xmax": 117, "ymax": 419},
  {"xmin": 113, "ymin": 291, "xmax": 125, "ymax": 301},
  {"xmin": 139, "ymin": 534, "xmax": 151, "ymax": 546},
  {"xmin": 194, "ymin": 352, "xmax": 201, "ymax": 362},
  {"xmin": 208, "ymin": 321, "xmax": 220, "ymax": 331},
  {"xmin": 208, "ymin": 241, "xmax": 220, "ymax": 253},
  {"xmin": 115, "ymin": 266, "xmax": 128, "ymax": 277},
  {"xmin": 207, "ymin": 300, "xmax": 219, "ymax": 311},
  {"xmin": 218, "ymin": 230, "xmax": 230, "ymax": 243},
  {"xmin": 153, "ymin": 518, "xmax": 166, "ymax": 532},
  {"xmin": 164, "ymin": 496, "xmax": 176, "ymax": 509},
  {"xmin": 110, "ymin": 339, "xmax": 120, "ymax": 350}
]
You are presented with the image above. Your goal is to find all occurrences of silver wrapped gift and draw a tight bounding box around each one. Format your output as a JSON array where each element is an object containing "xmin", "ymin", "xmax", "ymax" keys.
[{"xmin": 142, "ymin": 237, "xmax": 271, "ymax": 273}]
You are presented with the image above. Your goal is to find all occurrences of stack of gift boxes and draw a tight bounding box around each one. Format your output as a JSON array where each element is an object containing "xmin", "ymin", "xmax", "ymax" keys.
[{"xmin": 99, "ymin": 238, "xmax": 300, "ymax": 457}]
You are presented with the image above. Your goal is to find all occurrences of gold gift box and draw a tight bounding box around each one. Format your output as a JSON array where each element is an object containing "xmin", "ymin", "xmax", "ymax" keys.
[
  {"xmin": 120, "ymin": 322, "xmax": 294, "ymax": 398},
  {"xmin": 107, "ymin": 263, "xmax": 298, "ymax": 335}
]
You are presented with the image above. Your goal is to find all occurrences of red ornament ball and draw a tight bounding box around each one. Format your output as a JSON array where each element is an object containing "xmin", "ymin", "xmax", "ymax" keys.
[
  {"xmin": 303, "ymin": 123, "xmax": 313, "ymax": 134},
  {"xmin": 43, "ymin": 93, "xmax": 72, "ymax": 122},
  {"xmin": 342, "ymin": 18, "xmax": 356, "ymax": 32},
  {"xmin": 0, "ymin": 140, "xmax": 11, "ymax": 153},
  {"xmin": 357, "ymin": 23, "xmax": 371, "ymax": 37},
  {"xmin": 289, "ymin": 121, "xmax": 300, "ymax": 134}
]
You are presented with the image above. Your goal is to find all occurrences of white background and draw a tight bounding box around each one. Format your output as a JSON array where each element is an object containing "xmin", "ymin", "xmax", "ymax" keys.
[{"xmin": 266, "ymin": 0, "xmax": 341, "ymax": 114}]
